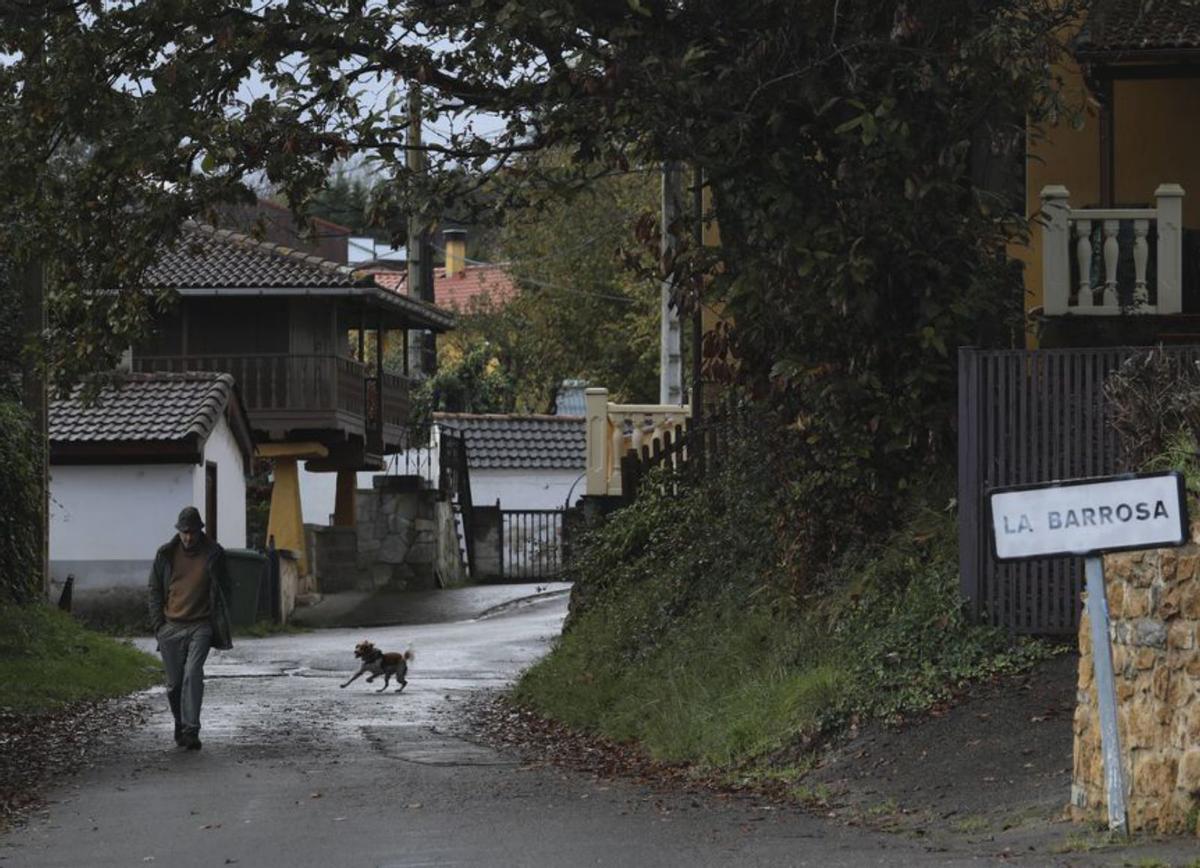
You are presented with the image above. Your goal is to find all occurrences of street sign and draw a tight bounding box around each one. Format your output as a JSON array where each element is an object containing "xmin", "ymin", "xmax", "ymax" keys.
[
  {"xmin": 988, "ymin": 472, "xmax": 1188, "ymax": 562},
  {"xmin": 986, "ymin": 470, "xmax": 1190, "ymax": 838}
]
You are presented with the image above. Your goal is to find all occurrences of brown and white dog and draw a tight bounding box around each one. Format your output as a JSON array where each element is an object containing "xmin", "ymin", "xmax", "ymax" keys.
[{"xmin": 339, "ymin": 640, "xmax": 414, "ymax": 693}]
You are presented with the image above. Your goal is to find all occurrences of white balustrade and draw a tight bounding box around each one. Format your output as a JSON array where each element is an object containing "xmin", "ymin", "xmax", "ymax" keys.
[
  {"xmin": 584, "ymin": 387, "xmax": 690, "ymax": 497},
  {"xmin": 1040, "ymin": 183, "xmax": 1184, "ymax": 316}
]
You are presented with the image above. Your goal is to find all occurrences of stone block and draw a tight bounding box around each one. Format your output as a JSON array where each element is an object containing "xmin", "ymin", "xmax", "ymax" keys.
[
  {"xmin": 1178, "ymin": 750, "xmax": 1200, "ymax": 792},
  {"xmin": 1161, "ymin": 585, "xmax": 1183, "ymax": 619},
  {"xmin": 1131, "ymin": 558, "xmax": 1156, "ymax": 588},
  {"xmin": 1159, "ymin": 549, "xmax": 1179, "ymax": 584},
  {"xmin": 1182, "ymin": 583, "xmax": 1200, "ymax": 620},
  {"xmin": 377, "ymin": 535, "xmax": 410, "ymax": 564},
  {"xmin": 1108, "ymin": 581, "xmax": 1126, "ymax": 616},
  {"xmin": 388, "ymin": 514, "xmax": 414, "ymax": 535},
  {"xmin": 1135, "ymin": 647, "xmax": 1157, "ymax": 670},
  {"xmin": 1152, "ymin": 665, "xmax": 1171, "ymax": 702},
  {"xmin": 1133, "ymin": 754, "xmax": 1178, "ymax": 799},
  {"xmin": 405, "ymin": 541, "xmax": 436, "ymax": 565},
  {"xmin": 1168, "ymin": 621, "xmax": 1196, "ymax": 652},
  {"xmin": 1133, "ymin": 618, "xmax": 1168, "ymax": 648},
  {"xmin": 1174, "ymin": 553, "xmax": 1200, "ymax": 584}
]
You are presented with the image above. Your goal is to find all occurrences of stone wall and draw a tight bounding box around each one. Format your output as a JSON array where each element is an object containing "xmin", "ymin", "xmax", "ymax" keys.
[{"xmin": 1072, "ymin": 540, "xmax": 1200, "ymax": 834}]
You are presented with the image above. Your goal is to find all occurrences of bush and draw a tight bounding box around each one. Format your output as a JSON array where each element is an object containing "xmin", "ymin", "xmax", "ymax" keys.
[
  {"xmin": 0, "ymin": 400, "xmax": 42, "ymax": 606},
  {"xmin": 520, "ymin": 427, "xmax": 1051, "ymax": 770}
]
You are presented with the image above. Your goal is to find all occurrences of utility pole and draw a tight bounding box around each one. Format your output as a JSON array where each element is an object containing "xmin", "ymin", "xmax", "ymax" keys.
[
  {"xmin": 660, "ymin": 162, "xmax": 684, "ymax": 405},
  {"xmin": 406, "ymin": 85, "xmax": 437, "ymax": 376},
  {"xmin": 18, "ymin": 257, "xmax": 49, "ymax": 599}
]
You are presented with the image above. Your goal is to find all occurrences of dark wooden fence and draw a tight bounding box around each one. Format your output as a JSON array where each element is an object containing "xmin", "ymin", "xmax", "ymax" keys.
[
  {"xmin": 619, "ymin": 396, "xmax": 748, "ymax": 502},
  {"xmin": 958, "ymin": 345, "xmax": 1200, "ymax": 635}
]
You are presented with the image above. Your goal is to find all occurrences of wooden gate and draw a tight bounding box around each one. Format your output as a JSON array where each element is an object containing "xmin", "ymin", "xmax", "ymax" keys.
[{"xmin": 957, "ymin": 345, "xmax": 1200, "ymax": 634}]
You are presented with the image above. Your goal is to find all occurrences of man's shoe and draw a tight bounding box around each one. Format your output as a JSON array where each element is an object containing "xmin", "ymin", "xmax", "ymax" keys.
[
  {"xmin": 182, "ymin": 730, "xmax": 202, "ymax": 751},
  {"xmin": 174, "ymin": 721, "xmax": 186, "ymax": 747}
]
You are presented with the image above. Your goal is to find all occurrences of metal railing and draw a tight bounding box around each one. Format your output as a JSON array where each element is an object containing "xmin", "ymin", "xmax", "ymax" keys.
[{"xmin": 499, "ymin": 509, "xmax": 564, "ymax": 580}]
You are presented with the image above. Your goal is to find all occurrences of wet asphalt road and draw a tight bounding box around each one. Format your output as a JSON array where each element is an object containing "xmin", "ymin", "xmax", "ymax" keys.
[{"xmin": 2, "ymin": 587, "xmax": 1025, "ymax": 867}]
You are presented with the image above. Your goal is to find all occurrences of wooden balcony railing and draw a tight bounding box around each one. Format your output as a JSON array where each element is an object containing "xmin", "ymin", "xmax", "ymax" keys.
[
  {"xmin": 1041, "ymin": 184, "xmax": 1185, "ymax": 316},
  {"xmin": 134, "ymin": 352, "xmax": 415, "ymax": 437}
]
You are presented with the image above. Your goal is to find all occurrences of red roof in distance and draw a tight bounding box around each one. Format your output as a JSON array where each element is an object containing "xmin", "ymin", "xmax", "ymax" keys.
[{"xmin": 364, "ymin": 263, "xmax": 518, "ymax": 312}]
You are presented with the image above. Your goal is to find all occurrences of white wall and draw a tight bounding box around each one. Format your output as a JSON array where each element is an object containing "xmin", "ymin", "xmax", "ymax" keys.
[
  {"xmin": 299, "ymin": 467, "xmax": 379, "ymax": 527},
  {"xmin": 203, "ymin": 415, "xmax": 248, "ymax": 549},
  {"xmin": 49, "ymin": 415, "xmax": 248, "ymax": 591},
  {"xmin": 50, "ymin": 463, "xmax": 195, "ymax": 589},
  {"xmin": 470, "ymin": 467, "xmax": 585, "ymax": 511},
  {"xmin": 297, "ymin": 430, "xmax": 581, "ymax": 527}
]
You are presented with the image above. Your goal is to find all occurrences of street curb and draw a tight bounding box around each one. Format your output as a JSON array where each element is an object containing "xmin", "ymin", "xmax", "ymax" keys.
[{"xmin": 473, "ymin": 589, "xmax": 572, "ymax": 621}]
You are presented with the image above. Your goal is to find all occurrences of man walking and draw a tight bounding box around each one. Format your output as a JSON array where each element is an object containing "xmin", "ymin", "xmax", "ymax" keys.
[{"xmin": 147, "ymin": 507, "xmax": 233, "ymax": 750}]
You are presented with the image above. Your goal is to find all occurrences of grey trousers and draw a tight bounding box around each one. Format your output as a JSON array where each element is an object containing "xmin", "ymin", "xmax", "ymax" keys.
[{"xmin": 157, "ymin": 620, "xmax": 213, "ymax": 734}]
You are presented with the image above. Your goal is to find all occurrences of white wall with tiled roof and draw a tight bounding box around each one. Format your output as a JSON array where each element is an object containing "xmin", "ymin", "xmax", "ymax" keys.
[{"xmin": 49, "ymin": 414, "xmax": 247, "ymax": 612}]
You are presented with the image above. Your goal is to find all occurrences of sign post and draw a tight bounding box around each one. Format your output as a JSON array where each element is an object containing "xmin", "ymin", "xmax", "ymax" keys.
[
  {"xmin": 988, "ymin": 471, "xmax": 1189, "ymax": 837},
  {"xmin": 1083, "ymin": 554, "xmax": 1127, "ymax": 836}
]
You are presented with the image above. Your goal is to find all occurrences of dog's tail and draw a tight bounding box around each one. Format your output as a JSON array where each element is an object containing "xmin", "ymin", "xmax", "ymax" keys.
[{"xmin": 403, "ymin": 648, "xmax": 415, "ymax": 662}]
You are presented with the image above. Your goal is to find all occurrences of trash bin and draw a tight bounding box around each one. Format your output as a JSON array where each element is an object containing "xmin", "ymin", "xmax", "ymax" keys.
[{"xmin": 223, "ymin": 549, "xmax": 267, "ymax": 628}]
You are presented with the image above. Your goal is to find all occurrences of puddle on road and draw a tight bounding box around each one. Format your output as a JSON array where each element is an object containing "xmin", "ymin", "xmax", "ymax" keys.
[{"xmin": 362, "ymin": 726, "xmax": 515, "ymax": 767}]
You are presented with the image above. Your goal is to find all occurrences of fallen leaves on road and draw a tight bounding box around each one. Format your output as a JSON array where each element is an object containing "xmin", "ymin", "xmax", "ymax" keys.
[
  {"xmin": 465, "ymin": 695, "xmax": 800, "ymax": 808},
  {"xmin": 0, "ymin": 697, "xmax": 151, "ymax": 831}
]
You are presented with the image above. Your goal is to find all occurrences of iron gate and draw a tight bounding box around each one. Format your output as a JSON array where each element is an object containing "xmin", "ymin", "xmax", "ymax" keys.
[{"xmin": 499, "ymin": 509, "xmax": 565, "ymax": 580}]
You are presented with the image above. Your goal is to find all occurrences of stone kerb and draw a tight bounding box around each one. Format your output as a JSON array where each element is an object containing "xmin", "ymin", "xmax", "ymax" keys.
[{"xmin": 1071, "ymin": 526, "xmax": 1200, "ymax": 834}]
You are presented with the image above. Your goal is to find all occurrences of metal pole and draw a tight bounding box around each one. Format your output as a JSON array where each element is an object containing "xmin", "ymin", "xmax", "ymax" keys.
[{"xmin": 1084, "ymin": 554, "xmax": 1129, "ymax": 837}]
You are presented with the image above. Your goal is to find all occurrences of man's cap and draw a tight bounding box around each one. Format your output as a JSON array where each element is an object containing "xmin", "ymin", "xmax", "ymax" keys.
[{"xmin": 175, "ymin": 506, "xmax": 204, "ymax": 532}]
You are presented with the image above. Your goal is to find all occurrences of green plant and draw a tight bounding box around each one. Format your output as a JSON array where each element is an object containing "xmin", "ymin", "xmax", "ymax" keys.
[
  {"xmin": 0, "ymin": 603, "xmax": 160, "ymax": 711},
  {"xmin": 520, "ymin": 429, "xmax": 1053, "ymax": 774},
  {"xmin": 0, "ymin": 400, "xmax": 42, "ymax": 606}
]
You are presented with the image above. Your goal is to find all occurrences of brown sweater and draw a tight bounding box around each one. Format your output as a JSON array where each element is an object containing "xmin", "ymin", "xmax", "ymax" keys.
[{"xmin": 164, "ymin": 541, "xmax": 211, "ymax": 622}]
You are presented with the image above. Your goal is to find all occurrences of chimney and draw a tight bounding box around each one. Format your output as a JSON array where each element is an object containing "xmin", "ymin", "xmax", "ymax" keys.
[{"xmin": 443, "ymin": 228, "xmax": 467, "ymax": 277}]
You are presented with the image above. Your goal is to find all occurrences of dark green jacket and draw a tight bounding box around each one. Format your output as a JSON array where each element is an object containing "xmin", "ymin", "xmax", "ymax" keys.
[{"xmin": 147, "ymin": 535, "xmax": 234, "ymax": 650}]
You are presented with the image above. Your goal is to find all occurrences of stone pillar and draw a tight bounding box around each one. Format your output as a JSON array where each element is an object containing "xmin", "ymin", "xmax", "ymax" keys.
[{"xmin": 1072, "ymin": 540, "xmax": 1200, "ymax": 834}]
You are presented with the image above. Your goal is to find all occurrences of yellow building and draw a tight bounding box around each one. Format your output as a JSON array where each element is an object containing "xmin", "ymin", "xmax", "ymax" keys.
[{"xmin": 1023, "ymin": 1, "xmax": 1200, "ymax": 347}]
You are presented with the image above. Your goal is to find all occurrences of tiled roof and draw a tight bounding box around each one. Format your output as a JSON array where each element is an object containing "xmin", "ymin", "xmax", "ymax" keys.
[
  {"xmin": 145, "ymin": 222, "xmax": 374, "ymax": 290},
  {"xmin": 50, "ymin": 372, "xmax": 237, "ymax": 445},
  {"xmin": 437, "ymin": 265, "xmax": 518, "ymax": 311},
  {"xmin": 141, "ymin": 223, "xmax": 456, "ymax": 331},
  {"xmin": 368, "ymin": 264, "xmax": 519, "ymax": 311},
  {"xmin": 434, "ymin": 412, "xmax": 585, "ymax": 470},
  {"xmin": 1078, "ymin": 0, "xmax": 1200, "ymax": 54}
]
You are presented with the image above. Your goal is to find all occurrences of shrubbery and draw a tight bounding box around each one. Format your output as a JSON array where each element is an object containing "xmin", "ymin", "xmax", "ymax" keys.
[
  {"xmin": 517, "ymin": 418, "xmax": 1051, "ymax": 770},
  {"xmin": 0, "ymin": 400, "xmax": 42, "ymax": 606}
]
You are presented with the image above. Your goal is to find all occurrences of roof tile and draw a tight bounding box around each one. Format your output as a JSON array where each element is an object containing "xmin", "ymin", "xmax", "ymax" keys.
[
  {"xmin": 50, "ymin": 372, "xmax": 235, "ymax": 445},
  {"xmin": 1080, "ymin": 0, "xmax": 1200, "ymax": 53},
  {"xmin": 434, "ymin": 412, "xmax": 585, "ymax": 470}
]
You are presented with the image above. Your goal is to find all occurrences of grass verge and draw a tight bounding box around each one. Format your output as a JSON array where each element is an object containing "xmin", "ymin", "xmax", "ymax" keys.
[
  {"xmin": 514, "ymin": 459, "xmax": 1053, "ymax": 777},
  {"xmin": 0, "ymin": 603, "xmax": 161, "ymax": 712}
]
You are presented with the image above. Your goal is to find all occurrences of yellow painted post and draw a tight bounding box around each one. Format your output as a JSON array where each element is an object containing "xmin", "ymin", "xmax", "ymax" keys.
[
  {"xmin": 266, "ymin": 457, "xmax": 308, "ymax": 576},
  {"xmin": 333, "ymin": 469, "xmax": 357, "ymax": 527},
  {"xmin": 258, "ymin": 443, "xmax": 327, "ymax": 579},
  {"xmin": 584, "ymin": 388, "xmax": 609, "ymax": 497}
]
